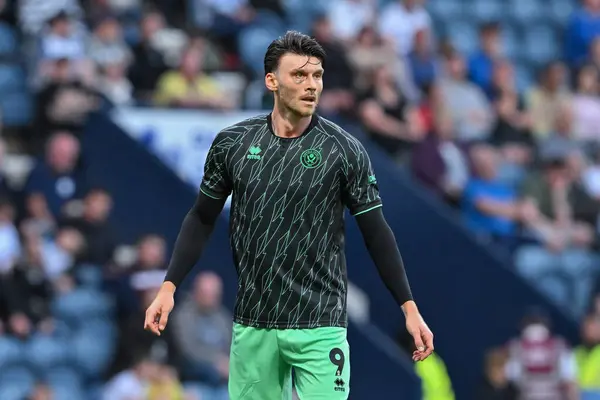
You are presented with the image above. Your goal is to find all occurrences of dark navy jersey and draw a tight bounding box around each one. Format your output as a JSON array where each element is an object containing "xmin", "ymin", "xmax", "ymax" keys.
[{"xmin": 200, "ymin": 113, "xmax": 382, "ymax": 329}]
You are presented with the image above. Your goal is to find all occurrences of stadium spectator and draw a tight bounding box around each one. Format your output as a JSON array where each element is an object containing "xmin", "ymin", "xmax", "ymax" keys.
[
  {"xmin": 411, "ymin": 104, "xmax": 469, "ymax": 205},
  {"xmin": 327, "ymin": 0, "xmax": 376, "ymax": 43},
  {"xmin": 515, "ymin": 153, "xmax": 599, "ymax": 316},
  {"xmin": 461, "ymin": 143, "xmax": 537, "ymax": 251},
  {"xmin": 571, "ymin": 64, "xmax": 600, "ymax": 142},
  {"xmin": 127, "ymin": 9, "xmax": 169, "ymax": 101},
  {"xmin": 438, "ymin": 51, "xmax": 493, "ymax": 142},
  {"xmin": 357, "ymin": 64, "xmax": 424, "ymax": 161},
  {"xmin": 469, "ymin": 22, "xmax": 503, "ymax": 99},
  {"xmin": 407, "ymin": 28, "xmax": 439, "ymax": 93},
  {"xmin": 476, "ymin": 348, "xmax": 518, "ymax": 400},
  {"xmin": 172, "ymin": 271, "xmax": 230, "ymax": 398},
  {"xmin": 37, "ymin": 10, "xmax": 86, "ymax": 62},
  {"xmin": 574, "ymin": 314, "xmax": 600, "ymax": 393},
  {"xmin": 23, "ymin": 132, "xmax": 88, "ymax": 218},
  {"xmin": 526, "ymin": 61, "xmax": 571, "ymax": 139},
  {"xmin": 88, "ymin": 14, "xmax": 132, "ymax": 68},
  {"xmin": 310, "ymin": 15, "xmax": 355, "ymax": 117},
  {"xmin": 154, "ymin": 44, "xmax": 232, "ymax": 109},
  {"xmin": 378, "ymin": 0, "xmax": 431, "ymax": 56},
  {"xmin": 60, "ymin": 187, "xmax": 117, "ymax": 265},
  {"xmin": 505, "ymin": 309, "xmax": 579, "ymax": 400},
  {"xmin": 564, "ymin": 0, "xmax": 600, "ymax": 65},
  {"xmin": 110, "ymin": 233, "xmax": 168, "ymax": 320}
]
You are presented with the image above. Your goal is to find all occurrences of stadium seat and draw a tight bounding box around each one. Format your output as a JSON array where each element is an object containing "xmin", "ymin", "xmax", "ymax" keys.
[
  {"xmin": 427, "ymin": 0, "xmax": 463, "ymax": 21},
  {"xmin": 45, "ymin": 367, "xmax": 84, "ymax": 397},
  {"xmin": 0, "ymin": 64, "xmax": 26, "ymax": 92},
  {"xmin": 52, "ymin": 288, "xmax": 114, "ymax": 327},
  {"xmin": 523, "ymin": 25, "xmax": 559, "ymax": 64},
  {"xmin": 0, "ymin": 337, "xmax": 24, "ymax": 369},
  {"xmin": 0, "ymin": 91, "xmax": 33, "ymax": 127},
  {"xmin": 238, "ymin": 27, "xmax": 282, "ymax": 77},
  {"xmin": 75, "ymin": 264, "xmax": 104, "ymax": 289},
  {"xmin": 24, "ymin": 335, "xmax": 73, "ymax": 371},
  {"xmin": 501, "ymin": 26, "xmax": 521, "ymax": 60},
  {"xmin": 508, "ymin": 0, "xmax": 545, "ymax": 23},
  {"xmin": 547, "ymin": 0, "xmax": 575, "ymax": 26},
  {"xmin": 0, "ymin": 366, "xmax": 36, "ymax": 400},
  {"xmin": 446, "ymin": 21, "xmax": 478, "ymax": 54},
  {"xmin": 253, "ymin": 10, "xmax": 286, "ymax": 34},
  {"xmin": 470, "ymin": 0, "xmax": 503, "ymax": 23},
  {"xmin": 0, "ymin": 23, "xmax": 17, "ymax": 55},
  {"xmin": 72, "ymin": 329, "xmax": 116, "ymax": 378}
]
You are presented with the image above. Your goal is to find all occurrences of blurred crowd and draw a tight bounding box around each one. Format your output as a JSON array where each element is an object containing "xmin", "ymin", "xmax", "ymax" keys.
[{"xmin": 0, "ymin": 0, "xmax": 598, "ymax": 398}]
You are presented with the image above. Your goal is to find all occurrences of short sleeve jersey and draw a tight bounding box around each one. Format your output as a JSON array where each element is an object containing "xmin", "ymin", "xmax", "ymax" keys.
[{"xmin": 200, "ymin": 113, "xmax": 382, "ymax": 329}]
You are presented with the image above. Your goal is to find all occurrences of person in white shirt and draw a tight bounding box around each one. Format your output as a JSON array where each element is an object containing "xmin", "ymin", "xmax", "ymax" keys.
[{"xmin": 378, "ymin": 0, "xmax": 431, "ymax": 56}]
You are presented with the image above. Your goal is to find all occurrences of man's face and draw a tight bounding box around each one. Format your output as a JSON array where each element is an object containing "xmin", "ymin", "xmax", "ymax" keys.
[{"xmin": 268, "ymin": 53, "xmax": 324, "ymax": 118}]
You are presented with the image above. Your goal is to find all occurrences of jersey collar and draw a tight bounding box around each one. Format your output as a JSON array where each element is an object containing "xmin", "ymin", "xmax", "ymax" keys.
[{"xmin": 267, "ymin": 112, "xmax": 319, "ymax": 140}]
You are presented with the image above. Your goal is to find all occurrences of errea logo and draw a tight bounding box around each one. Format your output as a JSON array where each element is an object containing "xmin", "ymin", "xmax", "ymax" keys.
[{"xmin": 247, "ymin": 146, "xmax": 262, "ymax": 160}]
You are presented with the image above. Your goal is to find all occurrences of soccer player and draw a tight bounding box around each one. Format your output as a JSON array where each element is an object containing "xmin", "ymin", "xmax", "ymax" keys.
[{"xmin": 144, "ymin": 30, "xmax": 434, "ymax": 399}]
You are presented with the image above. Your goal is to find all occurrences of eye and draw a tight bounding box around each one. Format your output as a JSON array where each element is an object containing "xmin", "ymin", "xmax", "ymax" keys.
[{"xmin": 295, "ymin": 71, "xmax": 304, "ymax": 79}]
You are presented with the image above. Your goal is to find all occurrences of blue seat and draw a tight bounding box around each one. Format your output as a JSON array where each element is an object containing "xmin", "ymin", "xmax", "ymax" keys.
[
  {"xmin": 24, "ymin": 335, "xmax": 73, "ymax": 371},
  {"xmin": 501, "ymin": 26, "xmax": 521, "ymax": 60},
  {"xmin": 72, "ymin": 330, "xmax": 116, "ymax": 378},
  {"xmin": 0, "ymin": 337, "xmax": 24, "ymax": 369},
  {"xmin": 547, "ymin": 0, "xmax": 575, "ymax": 26},
  {"xmin": 523, "ymin": 25, "xmax": 559, "ymax": 64},
  {"xmin": 446, "ymin": 21, "xmax": 478, "ymax": 54},
  {"xmin": 51, "ymin": 288, "xmax": 114, "ymax": 326},
  {"xmin": 508, "ymin": 0, "xmax": 545, "ymax": 23},
  {"xmin": 75, "ymin": 264, "xmax": 104, "ymax": 289},
  {"xmin": 426, "ymin": 0, "xmax": 463, "ymax": 20},
  {"xmin": 50, "ymin": 384, "xmax": 85, "ymax": 400},
  {"xmin": 515, "ymin": 64, "xmax": 533, "ymax": 93},
  {"xmin": 239, "ymin": 27, "xmax": 282, "ymax": 78},
  {"xmin": 0, "ymin": 23, "xmax": 16, "ymax": 55},
  {"xmin": 0, "ymin": 64, "xmax": 25, "ymax": 92},
  {"xmin": 0, "ymin": 383, "xmax": 31, "ymax": 400},
  {"xmin": 45, "ymin": 367, "xmax": 83, "ymax": 389},
  {"xmin": 0, "ymin": 366, "xmax": 35, "ymax": 400},
  {"xmin": 252, "ymin": 10, "xmax": 286, "ymax": 33},
  {"xmin": 469, "ymin": 0, "xmax": 503, "ymax": 23},
  {"xmin": 0, "ymin": 91, "xmax": 33, "ymax": 127}
]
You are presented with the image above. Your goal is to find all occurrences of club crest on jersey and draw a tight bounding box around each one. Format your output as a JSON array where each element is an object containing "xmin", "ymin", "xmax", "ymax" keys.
[
  {"xmin": 247, "ymin": 146, "xmax": 262, "ymax": 160},
  {"xmin": 300, "ymin": 148, "xmax": 322, "ymax": 169}
]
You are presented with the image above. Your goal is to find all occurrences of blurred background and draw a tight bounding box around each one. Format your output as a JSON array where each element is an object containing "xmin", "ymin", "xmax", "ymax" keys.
[{"xmin": 0, "ymin": 0, "xmax": 600, "ymax": 399}]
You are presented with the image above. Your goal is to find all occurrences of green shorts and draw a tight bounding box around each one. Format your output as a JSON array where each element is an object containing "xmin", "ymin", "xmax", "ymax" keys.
[{"xmin": 228, "ymin": 323, "xmax": 350, "ymax": 400}]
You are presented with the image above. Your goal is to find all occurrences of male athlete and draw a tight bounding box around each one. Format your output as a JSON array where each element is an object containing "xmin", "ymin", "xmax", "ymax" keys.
[{"xmin": 144, "ymin": 31, "xmax": 434, "ymax": 399}]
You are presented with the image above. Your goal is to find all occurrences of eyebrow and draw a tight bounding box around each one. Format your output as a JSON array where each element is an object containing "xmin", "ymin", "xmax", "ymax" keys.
[{"xmin": 291, "ymin": 68, "xmax": 324, "ymax": 74}]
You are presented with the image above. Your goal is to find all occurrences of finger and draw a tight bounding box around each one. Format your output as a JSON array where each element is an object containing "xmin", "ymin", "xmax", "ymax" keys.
[
  {"xmin": 158, "ymin": 307, "xmax": 170, "ymax": 331},
  {"xmin": 412, "ymin": 331, "xmax": 425, "ymax": 352},
  {"xmin": 423, "ymin": 332, "xmax": 434, "ymax": 356},
  {"xmin": 145, "ymin": 311, "xmax": 161, "ymax": 335}
]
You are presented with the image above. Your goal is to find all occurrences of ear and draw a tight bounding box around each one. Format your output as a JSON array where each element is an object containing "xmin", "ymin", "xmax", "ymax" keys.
[{"xmin": 265, "ymin": 72, "xmax": 278, "ymax": 92}]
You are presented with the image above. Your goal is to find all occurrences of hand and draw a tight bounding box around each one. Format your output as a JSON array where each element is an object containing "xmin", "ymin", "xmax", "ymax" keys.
[
  {"xmin": 144, "ymin": 282, "xmax": 176, "ymax": 336},
  {"xmin": 404, "ymin": 303, "xmax": 434, "ymax": 362},
  {"xmin": 519, "ymin": 200, "xmax": 540, "ymax": 223}
]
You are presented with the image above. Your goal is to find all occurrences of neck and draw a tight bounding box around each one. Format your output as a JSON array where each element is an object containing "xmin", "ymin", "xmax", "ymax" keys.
[{"xmin": 271, "ymin": 101, "xmax": 312, "ymax": 138}]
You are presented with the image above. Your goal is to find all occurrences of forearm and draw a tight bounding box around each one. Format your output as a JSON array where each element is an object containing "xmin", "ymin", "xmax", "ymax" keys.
[
  {"xmin": 355, "ymin": 208, "xmax": 413, "ymax": 307},
  {"xmin": 163, "ymin": 192, "xmax": 225, "ymax": 289}
]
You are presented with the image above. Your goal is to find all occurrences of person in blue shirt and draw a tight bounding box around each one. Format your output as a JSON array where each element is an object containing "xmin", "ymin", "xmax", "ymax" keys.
[{"xmin": 462, "ymin": 143, "xmax": 537, "ymax": 251}]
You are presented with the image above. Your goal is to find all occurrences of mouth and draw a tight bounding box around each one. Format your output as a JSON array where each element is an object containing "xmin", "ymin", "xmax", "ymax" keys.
[{"xmin": 301, "ymin": 96, "xmax": 316, "ymax": 105}]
